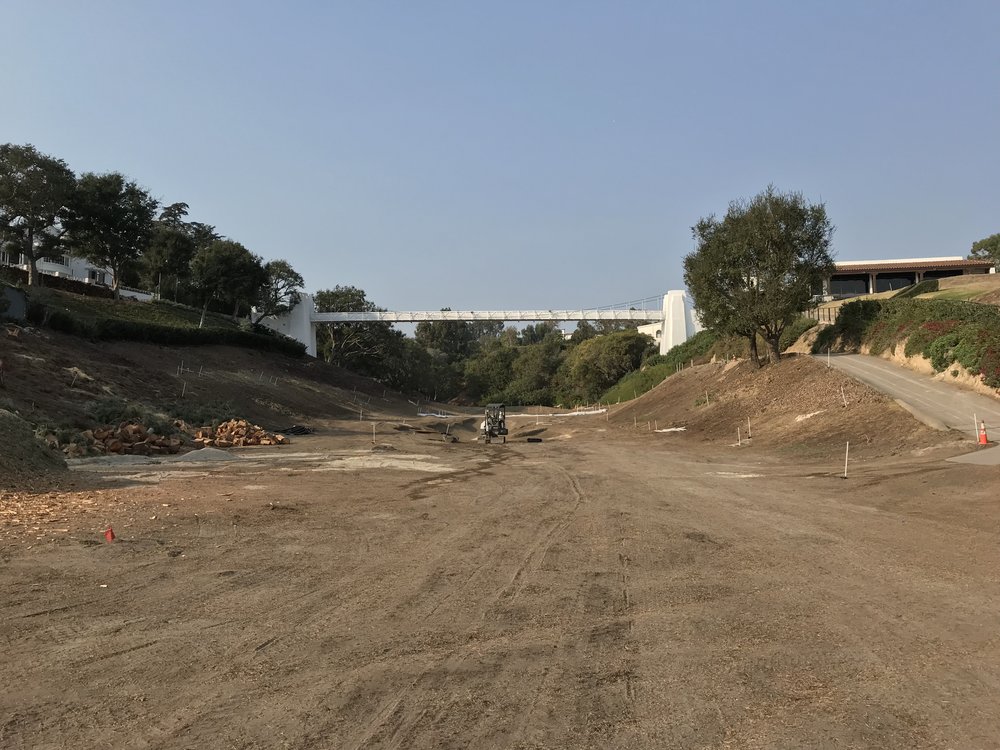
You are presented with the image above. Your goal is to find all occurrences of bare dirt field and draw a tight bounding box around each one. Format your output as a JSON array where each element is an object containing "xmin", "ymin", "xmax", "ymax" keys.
[{"xmin": 3, "ymin": 403, "xmax": 1000, "ymax": 748}]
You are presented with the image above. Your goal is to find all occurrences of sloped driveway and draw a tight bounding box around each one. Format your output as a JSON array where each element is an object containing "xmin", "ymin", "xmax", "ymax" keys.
[{"xmin": 818, "ymin": 353, "xmax": 1000, "ymax": 438}]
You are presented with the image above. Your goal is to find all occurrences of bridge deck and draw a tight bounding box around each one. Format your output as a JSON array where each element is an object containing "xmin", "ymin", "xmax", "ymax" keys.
[{"xmin": 311, "ymin": 309, "xmax": 663, "ymax": 323}]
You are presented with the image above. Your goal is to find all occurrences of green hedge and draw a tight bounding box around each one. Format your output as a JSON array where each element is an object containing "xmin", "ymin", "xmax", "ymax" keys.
[
  {"xmin": 813, "ymin": 298, "xmax": 1000, "ymax": 388},
  {"xmin": 28, "ymin": 302, "xmax": 306, "ymax": 357}
]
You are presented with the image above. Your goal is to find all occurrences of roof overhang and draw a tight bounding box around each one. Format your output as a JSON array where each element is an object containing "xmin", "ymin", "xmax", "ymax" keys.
[{"xmin": 833, "ymin": 257, "xmax": 994, "ymax": 274}]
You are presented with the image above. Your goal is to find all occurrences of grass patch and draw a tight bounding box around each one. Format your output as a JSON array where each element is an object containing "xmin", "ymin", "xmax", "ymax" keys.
[
  {"xmin": 893, "ymin": 279, "xmax": 939, "ymax": 299},
  {"xmin": 24, "ymin": 287, "xmax": 305, "ymax": 357}
]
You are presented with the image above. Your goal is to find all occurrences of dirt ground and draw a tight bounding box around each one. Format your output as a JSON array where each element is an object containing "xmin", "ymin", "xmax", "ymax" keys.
[
  {"xmin": 3, "ymin": 401, "xmax": 1000, "ymax": 748},
  {"xmin": 3, "ymin": 332, "xmax": 999, "ymax": 748}
]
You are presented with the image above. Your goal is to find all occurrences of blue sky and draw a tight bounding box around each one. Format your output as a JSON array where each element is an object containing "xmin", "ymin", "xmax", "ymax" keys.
[{"xmin": 2, "ymin": 2, "xmax": 998, "ymax": 311}]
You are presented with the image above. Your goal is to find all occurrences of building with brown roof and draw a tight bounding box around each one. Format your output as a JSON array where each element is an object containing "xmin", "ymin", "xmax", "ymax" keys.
[{"xmin": 826, "ymin": 256, "xmax": 995, "ymax": 297}]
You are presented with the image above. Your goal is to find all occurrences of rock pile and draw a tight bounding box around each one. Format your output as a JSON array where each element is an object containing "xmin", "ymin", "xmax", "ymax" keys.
[
  {"xmin": 193, "ymin": 419, "xmax": 288, "ymax": 448},
  {"xmin": 58, "ymin": 423, "xmax": 184, "ymax": 457}
]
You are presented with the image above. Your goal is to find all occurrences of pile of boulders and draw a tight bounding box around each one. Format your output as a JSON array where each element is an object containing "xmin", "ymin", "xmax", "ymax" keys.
[
  {"xmin": 192, "ymin": 419, "xmax": 288, "ymax": 448},
  {"xmin": 56, "ymin": 423, "xmax": 184, "ymax": 457},
  {"xmin": 47, "ymin": 418, "xmax": 290, "ymax": 458}
]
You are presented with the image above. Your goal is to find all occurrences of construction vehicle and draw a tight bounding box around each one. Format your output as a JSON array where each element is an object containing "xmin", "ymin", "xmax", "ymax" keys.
[{"xmin": 481, "ymin": 403, "xmax": 508, "ymax": 444}]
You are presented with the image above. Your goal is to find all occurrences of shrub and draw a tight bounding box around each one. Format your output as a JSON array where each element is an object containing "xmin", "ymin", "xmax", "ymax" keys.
[
  {"xmin": 86, "ymin": 397, "xmax": 175, "ymax": 435},
  {"xmin": 601, "ymin": 330, "xmax": 719, "ymax": 402},
  {"xmin": 779, "ymin": 316, "xmax": 817, "ymax": 352},
  {"xmin": 812, "ymin": 297, "xmax": 1000, "ymax": 391},
  {"xmin": 162, "ymin": 399, "xmax": 236, "ymax": 427}
]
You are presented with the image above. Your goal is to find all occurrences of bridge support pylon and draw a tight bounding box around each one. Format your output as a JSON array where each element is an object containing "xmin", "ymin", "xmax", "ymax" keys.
[{"xmin": 656, "ymin": 291, "xmax": 702, "ymax": 355}]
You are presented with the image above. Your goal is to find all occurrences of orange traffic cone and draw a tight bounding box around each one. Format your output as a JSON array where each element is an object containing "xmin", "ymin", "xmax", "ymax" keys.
[
  {"xmin": 979, "ymin": 421, "xmax": 990, "ymax": 446},
  {"xmin": 103, "ymin": 527, "xmax": 116, "ymax": 543}
]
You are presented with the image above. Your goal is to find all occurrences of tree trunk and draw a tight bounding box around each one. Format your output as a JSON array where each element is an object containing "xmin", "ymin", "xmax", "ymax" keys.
[
  {"xmin": 199, "ymin": 298, "xmax": 210, "ymax": 329},
  {"xmin": 766, "ymin": 335, "xmax": 782, "ymax": 364},
  {"xmin": 747, "ymin": 333, "xmax": 761, "ymax": 367},
  {"xmin": 25, "ymin": 230, "xmax": 39, "ymax": 286},
  {"xmin": 232, "ymin": 300, "xmax": 240, "ymax": 323},
  {"xmin": 27, "ymin": 257, "xmax": 40, "ymax": 287}
]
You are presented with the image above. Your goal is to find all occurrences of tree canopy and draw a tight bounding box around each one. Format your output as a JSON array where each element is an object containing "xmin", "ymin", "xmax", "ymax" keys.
[
  {"xmin": 190, "ymin": 239, "xmax": 266, "ymax": 326},
  {"xmin": 0, "ymin": 143, "xmax": 76, "ymax": 286},
  {"xmin": 65, "ymin": 172, "xmax": 158, "ymax": 294},
  {"xmin": 314, "ymin": 286, "xmax": 404, "ymax": 377},
  {"xmin": 252, "ymin": 260, "xmax": 304, "ymax": 324},
  {"xmin": 969, "ymin": 233, "xmax": 1000, "ymax": 269},
  {"xmin": 684, "ymin": 186, "xmax": 835, "ymax": 364}
]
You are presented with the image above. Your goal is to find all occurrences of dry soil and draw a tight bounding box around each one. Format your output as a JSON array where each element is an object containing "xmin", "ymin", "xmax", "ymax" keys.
[{"xmin": 2, "ymin": 389, "xmax": 999, "ymax": 748}]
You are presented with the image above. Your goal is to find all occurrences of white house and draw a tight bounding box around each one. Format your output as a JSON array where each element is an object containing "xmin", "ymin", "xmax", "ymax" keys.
[{"xmin": 0, "ymin": 248, "xmax": 153, "ymax": 301}]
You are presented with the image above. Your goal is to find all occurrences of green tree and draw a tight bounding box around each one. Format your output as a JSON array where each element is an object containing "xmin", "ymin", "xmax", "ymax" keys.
[
  {"xmin": 66, "ymin": 172, "xmax": 158, "ymax": 295},
  {"xmin": 314, "ymin": 286, "xmax": 404, "ymax": 376},
  {"xmin": 415, "ymin": 311, "xmax": 479, "ymax": 361},
  {"xmin": 570, "ymin": 320, "xmax": 598, "ymax": 343},
  {"xmin": 519, "ymin": 321, "xmax": 558, "ymax": 345},
  {"xmin": 142, "ymin": 203, "xmax": 219, "ymax": 302},
  {"xmin": 463, "ymin": 339, "xmax": 518, "ymax": 402},
  {"xmin": 0, "ymin": 143, "xmax": 76, "ymax": 286},
  {"xmin": 969, "ymin": 233, "xmax": 1000, "ymax": 269},
  {"xmin": 190, "ymin": 240, "xmax": 266, "ymax": 326},
  {"xmin": 470, "ymin": 320, "xmax": 504, "ymax": 343},
  {"xmin": 557, "ymin": 330, "xmax": 654, "ymax": 404},
  {"xmin": 684, "ymin": 186, "xmax": 834, "ymax": 364},
  {"xmin": 252, "ymin": 259, "xmax": 304, "ymax": 324},
  {"xmin": 593, "ymin": 319, "xmax": 639, "ymax": 334},
  {"xmin": 383, "ymin": 337, "xmax": 435, "ymax": 395},
  {"xmin": 140, "ymin": 221, "xmax": 197, "ymax": 295},
  {"xmin": 685, "ymin": 216, "xmax": 763, "ymax": 364},
  {"xmin": 503, "ymin": 331, "xmax": 565, "ymax": 405},
  {"xmin": 157, "ymin": 201, "xmax": 190, "ymax": 228}
]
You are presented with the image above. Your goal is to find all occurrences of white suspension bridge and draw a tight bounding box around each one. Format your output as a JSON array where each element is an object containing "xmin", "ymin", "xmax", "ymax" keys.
[{"xmin": 263, "ymin": 290, "xmax": 700, "ymax": 357}]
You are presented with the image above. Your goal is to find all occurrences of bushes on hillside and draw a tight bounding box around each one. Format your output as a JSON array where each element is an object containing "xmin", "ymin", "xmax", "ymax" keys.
[
  {"xmin": 812, "ymin": 298, "xmax": 1000, "ymax": 388},
  {"xmin": 26, "ymin": 300, "xmax": 306, "ymax": 356},
  {"xmin": 778, "ymin": 316, "xmax": 818, "ymax": 351},
  {"xmin": 602, "ymin": 330, "xmax": 719, "ymax": 403}
]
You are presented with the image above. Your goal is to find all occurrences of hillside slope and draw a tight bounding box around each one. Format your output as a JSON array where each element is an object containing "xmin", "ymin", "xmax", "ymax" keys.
[
  {"xmin": 1, "ymin": 323, "xmax": 415, "ymax": 462},
  {"xmin": 606, "ymin": 355, "xmax": 966, "ymax": 460}
]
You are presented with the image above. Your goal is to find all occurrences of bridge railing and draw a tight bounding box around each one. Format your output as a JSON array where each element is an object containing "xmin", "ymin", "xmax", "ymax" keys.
[{"xmin": 310, "ymin": 308, "xmax": 665, "ymax": 323}]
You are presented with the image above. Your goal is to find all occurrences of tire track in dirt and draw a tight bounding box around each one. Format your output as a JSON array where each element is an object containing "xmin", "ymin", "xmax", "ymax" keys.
[
  {"xmin": 496, "ymin": 468, "xmax": 583, "ymax": 606},
  {"xmin": 336, "ymin": 457, "xmax": 590, "ymax": 749}
]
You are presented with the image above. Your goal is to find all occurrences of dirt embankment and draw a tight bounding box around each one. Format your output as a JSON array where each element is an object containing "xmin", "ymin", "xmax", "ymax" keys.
[
  {"xmin": 606, "ymin": 355, "xmax": 966, "ymax": 460},
  {"xmin": 0, "ymin": 323, "xmax": 441, "ymax": 484},
  {"xmin": 0, "ymin": 409, "xmax": 66, "ymax": 489}
]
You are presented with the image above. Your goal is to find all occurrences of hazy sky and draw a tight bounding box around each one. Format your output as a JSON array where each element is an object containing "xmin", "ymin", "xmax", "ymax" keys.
[{"xmin": 3, "ymin": 2, "xmax": 998, "ymax": 310}]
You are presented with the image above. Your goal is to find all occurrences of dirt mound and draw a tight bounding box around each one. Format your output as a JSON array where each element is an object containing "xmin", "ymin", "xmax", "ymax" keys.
[
  {"xmin": 0, "ymin": 325, "xmax": 437, "ymax": 486},
  {"xmin": 0, "ymin": 326, "xmax": 412, "ymax": 433},
  {"xmin": 0, "ymin": 409, "xmax": 66, "ymax": 488},
  {"xmin": 608, "ymin": 355, "xmax": 965, "ymax": 460}
]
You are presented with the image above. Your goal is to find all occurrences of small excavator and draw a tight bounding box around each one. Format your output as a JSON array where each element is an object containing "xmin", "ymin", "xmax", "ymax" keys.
[{"xmin": 481, "ymin": 403, "xmax": 508, "ymax": 444}]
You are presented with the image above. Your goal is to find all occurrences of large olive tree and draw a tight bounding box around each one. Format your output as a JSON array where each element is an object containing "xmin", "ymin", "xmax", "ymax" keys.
[{"xmin": 685, "ymin": 186, "xmax": 835, "ymax": 364}]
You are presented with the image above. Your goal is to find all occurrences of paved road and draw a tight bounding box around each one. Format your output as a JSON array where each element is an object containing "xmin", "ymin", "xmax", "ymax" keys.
[{"xmin": 818, "ymin": 353, "xmax": 1000, "ymax": 438}]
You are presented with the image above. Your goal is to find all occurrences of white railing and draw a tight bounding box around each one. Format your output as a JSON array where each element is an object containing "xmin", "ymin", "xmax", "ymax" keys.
[{"xmin": 311, "ymin": 308, "xmax": 664, "ymax": 323}]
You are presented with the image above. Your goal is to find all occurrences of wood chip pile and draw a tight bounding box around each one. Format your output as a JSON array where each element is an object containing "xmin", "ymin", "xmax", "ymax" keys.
[{"xmin": 193, "ymin": 419, "xmax": 288, "ymax": 448}]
